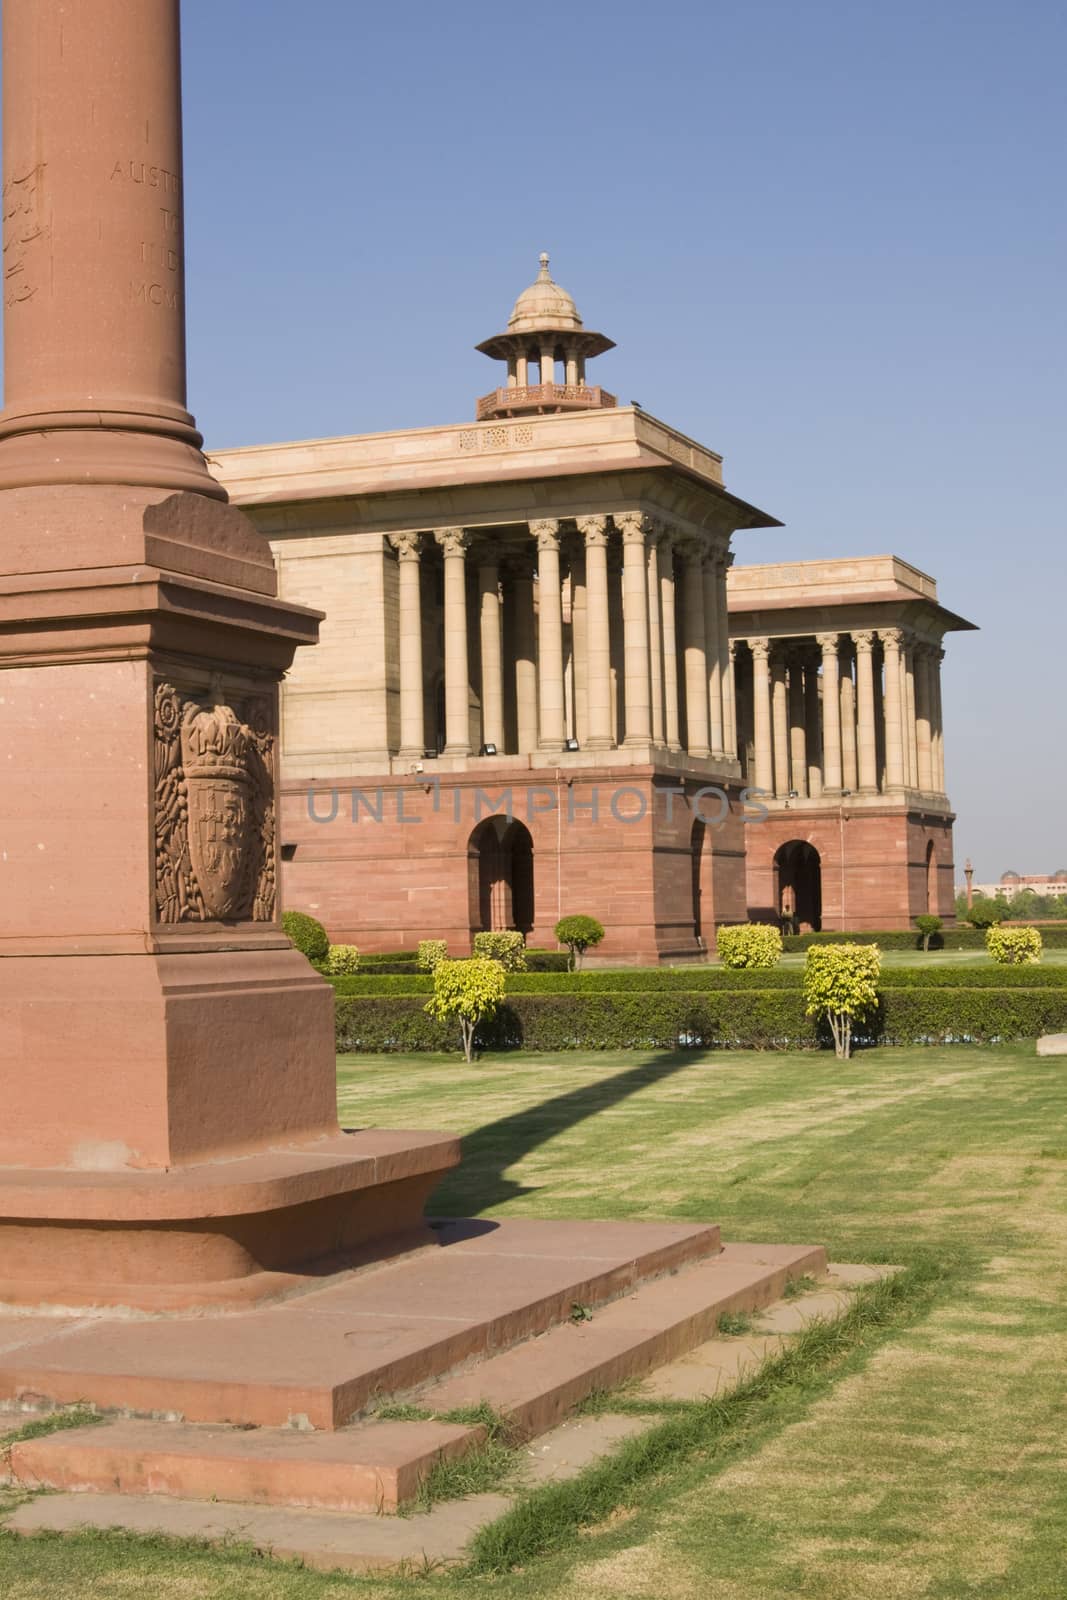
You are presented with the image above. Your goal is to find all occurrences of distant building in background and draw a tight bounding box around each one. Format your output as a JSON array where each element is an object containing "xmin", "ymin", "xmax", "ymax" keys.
[
  {"xmin": 959, "ymin": 870, "xmax": 1067, "ymax": 902},
  {"xmin": 210, "ymin": 258, "xmax": 977, "ymax": 959}
]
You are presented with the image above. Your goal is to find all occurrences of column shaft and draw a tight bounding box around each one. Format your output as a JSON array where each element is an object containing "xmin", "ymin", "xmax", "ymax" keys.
[
  {"xmin": 646, "ymin": 528, "xmax": 664, "ymax": 743},
  {"xmin": 435, "ymin": 528, "xmax": 471, "ymax": 754},
  {"xmin": 617, "ymin": 513, "xmax": 652, "ymax": 744},
  {"xmin": 817, "ymin": 634, "xmax": 842, "ymax": 791},
  {"xmin": 658, "ymin": 534, "xmax": 681, "ymax": 751},
  {"xmin": 512, "ymin": 568, "xmax": 538, "ymax": 754},
  {"xmin": 804, "ymin": 651, "xmax": 822, "ymax": 797},
  {"xmin": 532, "ymin": 519, "xmax": 565, "ymax": 751},
  {"xmin": 750, "ymin": 640, "xmax": 773, "ymax": 794},
  {"xmin": 478, "ymin": 561, "xmax": 503, "ymax": 751},
  {"xmin": 578, "ymin": 515, "xmax": 613, "ymax": 749},
  {"xmin": 788, "ymin": 653, "xmax": 808, "ymax": 796},
  {"xmin": 853, "ymin": 632, "xmax": 878, "ymax": 793},
  {"xmin": 878, "ymin": 629, "xmax": 906, "ymax": 789},
  {"xmin": 771, "ymin": 649, "xmax": 789, "ymax": 797},
  {"xmin": 932, "ymin": 647, "xmax": 946, "ymax": 791},
  {"xmin": 905, "ymin": 644, "xmax": 919, "ymax": 786},
  {"xmin": 724, "ymin": 640, "xmax": 738, "ymax": 759},
  {"xmin": 915, "ymin": 647, "xmax": 934, "ymax": 791},
  {"xmin": 704, "ymin": 557, "xmax": 723, "ymax": 755},
  {"xmin": 840, "ymin": 652, "xmax": 858, "ymax": 791},
  {"xmin": 389, "ymin": 533, "xmax": 425, "ymax": 757},
  {"xmin": 681, "ymin": 545, "xmax": 709, "ymax": 756}
]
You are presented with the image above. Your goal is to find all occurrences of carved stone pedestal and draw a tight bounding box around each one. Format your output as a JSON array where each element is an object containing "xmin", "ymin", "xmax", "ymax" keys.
[{"xmin": 0, "ymin": 488, "xmax": 459, "ymax": 1311}]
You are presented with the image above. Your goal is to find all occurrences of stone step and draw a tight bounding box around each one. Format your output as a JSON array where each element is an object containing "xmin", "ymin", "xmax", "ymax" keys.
[
  {"xmin": 414, "ymin": 1240, "xmax": 826, "ymax": 1437},
  {"xmin": 7, "ymin": 1417, "xmax": 482, "ymax": 1515},
  {"xmin": 0, "ymin": 1216, "xmax": 722, "ymax": 1429},
  {"xmin": 3, "ymin": 1239, "xmax": 825, "ymax": 1515}
]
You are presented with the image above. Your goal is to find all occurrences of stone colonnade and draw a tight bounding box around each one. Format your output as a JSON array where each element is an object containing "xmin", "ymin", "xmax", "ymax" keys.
[
  {"xmin": 742, "ymin": 630, "xmax": 946, "ymax": 798},
  {"xmin": 388, "ymin": 516, "xmax": 736, "ymax": 761}
]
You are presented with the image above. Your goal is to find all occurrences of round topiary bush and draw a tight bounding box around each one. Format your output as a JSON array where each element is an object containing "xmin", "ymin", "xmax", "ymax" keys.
[
  {"xmin": 324, "ymin": 943, "xmax": 361, "ymax": 975},
  {"xmin": 986, "ymin": 925, "xmax": 1042, "ymax": 965},
  {"xmin": 282, "ymin": 910, "xmax": 329, "ymax": 963},
  {"xmin": 716, "ymin": 923, "xmax": 783, "ymax": 970}
]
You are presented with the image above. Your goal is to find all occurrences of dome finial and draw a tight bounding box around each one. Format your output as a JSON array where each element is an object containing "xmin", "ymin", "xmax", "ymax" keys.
[{"xmin": 538, "ymin": 251, "xmax": 551, "ymax": 278}]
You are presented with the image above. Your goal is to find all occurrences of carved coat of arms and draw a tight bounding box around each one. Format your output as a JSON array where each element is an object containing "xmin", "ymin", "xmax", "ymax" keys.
[{"xmin": 154, "ymin": 681, "xmax": 276, "ymax": 924}]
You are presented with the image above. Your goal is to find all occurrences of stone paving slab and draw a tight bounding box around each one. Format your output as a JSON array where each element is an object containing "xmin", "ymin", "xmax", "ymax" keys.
[{"xmin": 3, "ymin": 1489, "xmax": 514, "ymax": 1573}]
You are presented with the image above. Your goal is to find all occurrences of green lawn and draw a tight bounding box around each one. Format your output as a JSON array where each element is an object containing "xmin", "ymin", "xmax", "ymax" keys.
[{"xmin": 4, "ymin": 1041, "xmax": 1067, "ymax": 1598}]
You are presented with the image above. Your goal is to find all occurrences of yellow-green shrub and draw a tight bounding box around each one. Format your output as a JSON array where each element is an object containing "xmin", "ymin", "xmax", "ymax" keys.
[
  {"xmin": 472, "ymin": 931, "xmax": 527, "ymax": 971},
  {"xmin": 803, "ymin": 943, "xmax": 882, "ymax": 1059},
  {"xmin": 717, "ymin": 923, "xmax": 783, "ymax": 970},
  {"xmin": 417, "ymin": 939, "xmax": 448, "ymax": 971},
  {"xmin": 324, "ymin": 943, "xmax": 360, "ymax": 975},
  {"xmin": 424, "ymin": 957, "xmax": 507, "ymax": 1061},
  {"xmin": 986, "ymin": 925, "xmax": 1042, "ymax": 965}
]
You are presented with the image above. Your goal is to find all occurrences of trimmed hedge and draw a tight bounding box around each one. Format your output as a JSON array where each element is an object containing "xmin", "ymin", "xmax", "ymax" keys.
[
  {"xmin": 335, "ymin": 986, "xmax": 1067, "ymax": 1052},
  {"xmin": 783, "ymin": 927, "xmax": 1067, "ymax": 952},
  {"xmin": 327, "ymin": 963, "xmax": 1067, "ymax": 999}
]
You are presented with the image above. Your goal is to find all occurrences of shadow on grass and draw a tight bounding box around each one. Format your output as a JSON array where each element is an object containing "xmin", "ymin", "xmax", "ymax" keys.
[{"xmin": 431, "ymin": 1048, "xmax": 698, "ymax": 1212}]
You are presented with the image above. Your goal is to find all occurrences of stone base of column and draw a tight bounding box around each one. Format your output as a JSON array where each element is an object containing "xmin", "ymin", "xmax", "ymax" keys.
[
  {"xmin": 538, "ymin": 740, "xmax": 565, "ymax": 754},
  {"xmin": 443, "ymin": 743, "xmax": 472, "ymax": 757}
]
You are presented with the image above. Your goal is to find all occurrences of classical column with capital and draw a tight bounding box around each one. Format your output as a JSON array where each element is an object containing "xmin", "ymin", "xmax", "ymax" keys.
[
  {"xmin": 680, "ymin": 542, "xmax": 710, "ymax": 757},
  {"xmin": 771, "ymin": 647, "xmax": 789, "ymax": 797},
  {"xmin": 704, "ymin": 555, "xmax": 723, "ymax": 755},
  {"xmin": 717, "ymin": 552, "xmax": 733, "ymax": 756},
  {"xmin": 434, "ymin": 527, "xmax": 472, "ymax": 754},
  {"xmin": 724, "ymin": 639, "xmax": 738, "ymax": 759},
  {"xmin": 645, "ymin": 522, "xmax": 665, "ymax": 744},
  {"xmin": 478, "ymin": 558, "xmax": 504, "ymax": 751},
  {"xmin": 616, "ymin": 512, "xmax": 653, "ymax": 744},
  {"xmin": 531, "ymin": 518, "xmax": 565, "ymax": 751},
  {"xmin": 817, "ymin": 634, "xmax": 842, "ymax": 791},
  {"xmin": 750, "ymin": 638, "xmax": 774, "ymax": 795},
  {"xmin": 658, "ymin": 531, "xmax": 682, "ymax": 751},
  {"xmin": 853, "ymin": 631, "xmax": 878, "ymax": 793},
  {"xmin": 389, "ymin": 532, "xmax": 425, "ymax": 758},
  {"xmin": 878, "ymin": 627, "xmax": 906, "ymax": 789},
  {"xmin": 577, "ymin": 514, "xmax": 613, "ymax": 749}
]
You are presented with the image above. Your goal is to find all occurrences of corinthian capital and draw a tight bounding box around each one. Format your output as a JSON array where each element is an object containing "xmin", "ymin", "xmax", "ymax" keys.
[
  {"xmin": 614, "ymin": 510, "xmax": 653, "ymax": 545},
  {"xmin": 576, "ymin": 513, "xmax": 609, "ymax": 548},
  {"xmin": 434, "ymin": 526, "xmax": 470, "ymax": 558},
  {"xmin": 816, "ymin": 631, "xmax": 840, "ymax": 654},
  {"xmin": 388, "ymin": 531, "xmax": 423, "ymax": 563},
  {"xmin": 877, "ymin": 627, "xmax": 904, "ymax": 652},
  {"xmin": 749, "ymin": 636, "xmax": 771, "ymax": 662},
  {"xmin": 852, "ymin": 630, "xmax": 875, "ymax": 653},
  {"xmin": 529, "ymin": 517, "xmax": 561, "ymax": 553}
]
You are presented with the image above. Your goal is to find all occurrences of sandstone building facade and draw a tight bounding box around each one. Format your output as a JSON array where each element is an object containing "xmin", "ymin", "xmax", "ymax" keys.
[{"xmin": 210, "ymin": 259, "xmax": 975, "ymax": 961}]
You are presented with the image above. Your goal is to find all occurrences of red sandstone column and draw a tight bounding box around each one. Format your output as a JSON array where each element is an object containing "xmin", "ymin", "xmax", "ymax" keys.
[{"xmin": 0, "ymin": 0, "xmax": 221, "ymax": 497}]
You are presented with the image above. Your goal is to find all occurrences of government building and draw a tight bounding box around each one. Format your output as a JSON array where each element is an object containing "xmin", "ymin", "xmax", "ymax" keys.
[{"xmin": 210, "ymin": 257, "xmax": 975, "ymax": 961}]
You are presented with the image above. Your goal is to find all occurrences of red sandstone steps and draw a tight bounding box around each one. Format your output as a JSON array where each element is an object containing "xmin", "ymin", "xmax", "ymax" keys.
[
  {"xmin": 2, "ymin": 1239, "xmax": 825, "ymax": 1515},
  {"xmin": 0, "ymin": 1219, "xmax": 723, "ymax": 1430}
]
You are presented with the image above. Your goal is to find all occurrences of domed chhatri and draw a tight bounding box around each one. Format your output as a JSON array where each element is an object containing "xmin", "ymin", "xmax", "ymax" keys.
[{"xmin": 475, "ymin": 253, "xmax": 616, "ymax": 421}]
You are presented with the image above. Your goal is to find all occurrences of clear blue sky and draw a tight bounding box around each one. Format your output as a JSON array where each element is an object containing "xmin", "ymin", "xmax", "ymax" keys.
[{"xmin": 176, "ymin": 1, "xmax": 1064, "ymax": 877}]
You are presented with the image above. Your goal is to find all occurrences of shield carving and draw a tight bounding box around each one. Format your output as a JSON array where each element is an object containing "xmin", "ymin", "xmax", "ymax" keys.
[{"xmin": 180, "ymin": 703, "xmax": 258, "ymax": 920}]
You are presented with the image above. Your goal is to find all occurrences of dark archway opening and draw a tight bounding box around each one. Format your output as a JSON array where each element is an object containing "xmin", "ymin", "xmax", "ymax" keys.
[
  {"xmin": 690, "ymin": 817, "xmax": 714, "ymax": 945},
  {"xmin": 925, "ymin": 839, "xmax": 937, "ymax": 913},
  {"xmin": 774, "ymin": 840, "xmax": 822, "ymax": 933},
  {"xmin": 469, "ymin": 816, "xmax": 535, "ymax": 935}
]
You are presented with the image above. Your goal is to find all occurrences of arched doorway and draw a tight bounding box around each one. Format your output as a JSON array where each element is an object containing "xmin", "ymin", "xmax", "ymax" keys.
[
  {"xmin": 774, "ymin": 840, "xmax": 822, "ymax": 932},
  {"xmin": 925, "ymin": 839, "xmax": 937, "ymax": 913},
  {"xmin": 469, "ymin": 817, "xmax": 534, "ymax": 935}
]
